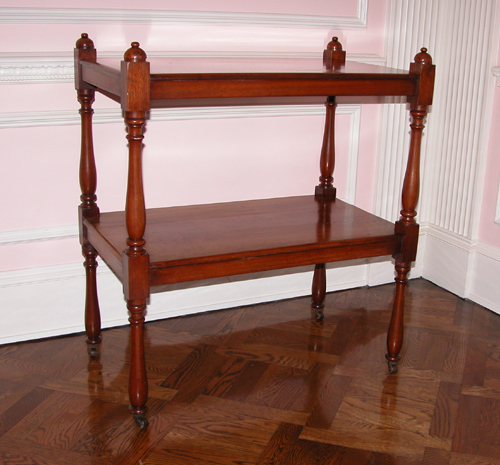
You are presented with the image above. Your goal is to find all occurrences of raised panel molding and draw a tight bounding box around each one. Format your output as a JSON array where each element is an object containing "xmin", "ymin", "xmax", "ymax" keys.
[
  {"xmin": 0, "ymin": 2, "xmax": 368, "ymax": 28},
  {"xmin": 0, "ymin": 52, "xmax": 385, "ymax": 85}
]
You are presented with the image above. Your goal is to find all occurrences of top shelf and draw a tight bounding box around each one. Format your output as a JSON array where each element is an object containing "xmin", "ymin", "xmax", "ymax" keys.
[
  {"xmin": 75, "ymin": 34, "xmax": 434, "ymax": 107},
  {"xmin": 94, "ymin": 55, "xmax": 409, "ymax": 76},
  {"xmin": 79, "ymin": 58, "xmax": 419, "ymax": 101}
]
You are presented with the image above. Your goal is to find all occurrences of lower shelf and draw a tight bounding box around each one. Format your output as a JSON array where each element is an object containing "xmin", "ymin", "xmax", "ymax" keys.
[{"xmin": 84, "ymin": 195, "xmax": 401, "ymax": 286}]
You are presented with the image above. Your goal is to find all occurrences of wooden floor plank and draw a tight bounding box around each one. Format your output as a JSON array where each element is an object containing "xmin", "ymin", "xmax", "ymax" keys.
[{"xmin": 1, "ymin": 279, "xmax": 500, "ymax": 464}]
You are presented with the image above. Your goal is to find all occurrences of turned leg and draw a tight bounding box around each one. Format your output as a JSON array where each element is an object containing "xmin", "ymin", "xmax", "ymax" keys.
[
  {"xmin": 83, "ymin": 246, "xmax": 101, "ymax": 358},
  {"xmin": 311, "ymin": 263, "xmax": 326, "ymax": 321},
  {"xmin": 128, "ymin": 299, "xmax": 149, "ymax": 430},
  {"xmin": 386, "ymin": 262, "xmax": 411, "ymax": 374},
  {"xmin": 121, "ymin": 42, "xmax": 151, "ymax": 428},
  {"xmin": 75, "ymin": 35, "xmax": 101, "ymax": 359}
]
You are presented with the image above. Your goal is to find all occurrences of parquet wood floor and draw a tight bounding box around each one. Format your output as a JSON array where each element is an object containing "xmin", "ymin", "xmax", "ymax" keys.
[{"xmin": 2, "ymin": 279, "xmax": 500, "ymax": 464}]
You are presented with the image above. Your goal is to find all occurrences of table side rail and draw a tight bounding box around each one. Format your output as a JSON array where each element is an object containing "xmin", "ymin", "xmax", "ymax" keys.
[
  {"xmin": 150, "ymin": 76, "xmax": 417, "ymax": 100},
  {"xmin": 81, "ymin": 61, "xmax": 122, "ymax": 99},
  {"xmin": 150, "ymin": 235, "xmax": 402, "ymax": 286},
  {"xmin": 84, "ymin": 219, "xmax": 124, "ymax": 281}
]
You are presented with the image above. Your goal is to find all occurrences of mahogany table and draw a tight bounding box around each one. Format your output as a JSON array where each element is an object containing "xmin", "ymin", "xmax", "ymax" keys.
[{"xmin": 74, "ymin": 34, "xmax": 435, "ymax": 429}]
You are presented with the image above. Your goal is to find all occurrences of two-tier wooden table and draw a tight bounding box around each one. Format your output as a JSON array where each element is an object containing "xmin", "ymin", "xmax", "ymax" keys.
[{"xmin": 74, "ymin": 34, "xmax": 435, "ymax": 429}]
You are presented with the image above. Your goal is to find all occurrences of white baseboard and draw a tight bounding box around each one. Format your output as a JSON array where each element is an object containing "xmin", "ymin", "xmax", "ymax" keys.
[
  {"xmin": 419, "ymin": 225, "xmax": 473, "ymax": 298},
  {"xmin": 420, "ymin": 224, "xmax": 500, "ymax": 314},
  {"xmin": 467, "ymin": 242, "xmax": 500, "ymax": 314},
  {"xmin": 0, "ymin": 258, "xmax": 394, "ymax": 345}
]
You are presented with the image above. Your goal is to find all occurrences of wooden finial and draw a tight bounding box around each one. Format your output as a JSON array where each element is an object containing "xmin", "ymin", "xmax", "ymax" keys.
[
  {"xmin": 124, "ymin": 42, "xmax": 147, "ymax": 62},
  {"xmin": 414, "ymin": 47, "xmax": 432, "ymax": 65},
  {"xmin": 323, "ymin": 37, "xmax": 346, "ymax": 69},
  {"xmin": 76, "ymin": 33, "xmax": 94, "ymax": 50}
]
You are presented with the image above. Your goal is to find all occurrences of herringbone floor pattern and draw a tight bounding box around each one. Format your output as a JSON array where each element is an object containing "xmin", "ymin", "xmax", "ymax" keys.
[{"xmin": 1, "ymin": 279, "xmax": 500, "ymax": 464}]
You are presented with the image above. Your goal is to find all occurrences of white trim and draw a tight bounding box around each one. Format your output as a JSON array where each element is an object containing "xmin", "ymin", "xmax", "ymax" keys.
[
  {"xmin": 344, "ymin": 104, "xmax": 361, "ymax": 205},
  {"xmin": 0, "ymin": 225, "xmax": 78, "ymax": 246},
  {"xmin": 419, "ymin": 223, "xmax": 500, "ymax": 313},
  {"xmin": 468, "ymin": 241, "xmax": 500, "ymax": 315},
  {"xmin": 493, "ymin": 66, "xmax": 500, "ymax": 86},
  {"xmin": 0, "ymin": 4, "xmax": 368, "ymax": 29},
  {"xmin": 0, "ymin": 262, "xmax": 84, "ymax": 289},
  {"xmin": 0, "ymin": 52, "xmax": 385, "ymax": 85},
  {"xmin": 0, "ymin": 257, "xmax": 379, "ymax": 345},
  {"xmin": 0, "ymin": 103, "xmax": 360, "ymax": 126},
  {"xmin": 496, "ymin": 181, "xmax": 500, "ymax": 224},
  {"xmin": 419, "ymin": 224, "xmax": 474, "ymax": 298}
]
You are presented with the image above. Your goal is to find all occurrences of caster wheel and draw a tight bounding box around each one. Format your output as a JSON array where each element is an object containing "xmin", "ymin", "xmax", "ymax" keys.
[
  {"xmin": 315, "ymin": 309, "xmax": 324, "ymax": 321},
  {"xmin": 134, "ymin": 414, "xmax": 149, "ymax": 430},
  {"xmin": 388, "ymin": 361, "xmax": 398, "ymax": 374},
  {"xmin": 87, "ymin": 344, "xmax": 99, "ymax": 359}
]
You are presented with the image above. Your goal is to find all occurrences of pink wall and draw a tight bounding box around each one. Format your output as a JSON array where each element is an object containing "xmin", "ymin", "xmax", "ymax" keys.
[
  {"xmin": 478, "ymin": 44, "xmax": 500, "ymax": 248},
  {"xmin": 0, "ymin": 0, "xmax": 388, "ymax": 272}
]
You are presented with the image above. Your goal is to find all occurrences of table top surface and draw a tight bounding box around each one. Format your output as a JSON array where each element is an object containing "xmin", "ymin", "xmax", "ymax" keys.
[{"xmin": 95, "ymin": 56, "xmax": 411, "ymax": 79}]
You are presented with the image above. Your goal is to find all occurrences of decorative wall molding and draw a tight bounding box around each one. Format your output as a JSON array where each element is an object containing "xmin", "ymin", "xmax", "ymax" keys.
[
  {"xmin": 0, "ymin": 52, "xmax": 385, "ymax": 85},
  {"xmin": 0, "ymin": 103, "xmax": 360, "ymax": 128},
  {"xmin": 0, "ymin": 2, "xmax": 368, "ymax": 29},
  {"xmin": 0, "ymin": 224, "xmax": 78, "ymax": 246},
  {"xmin": 492, "ymin": 66, "xmax": 500, "ymax": 86}
]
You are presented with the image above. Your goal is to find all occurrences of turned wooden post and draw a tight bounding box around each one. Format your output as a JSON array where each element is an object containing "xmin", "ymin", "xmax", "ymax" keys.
[
  {"xmin": 311, "ymin": 97, "xmax": 337, "ymax": 320},
  {"xmin": 386, "ymin": 48, "xmax": 435, "ymax": 373},
  {"xmin": 315, "ymin": 96, "xmax": 337, "ymax": 200},
  {"xmin": 311, "ymin": 199, "xmax": 333, "ymax": 320},
  {"xmin": 311, "ymin": 37, "xmax": 345, "ymax": 320},
  {"xmin": 75, "ymin": 33, "xmax": 101, "ymax": 358},
  {"xmin": 121, "ymin": 42, "xmax": 151, "ymax": 429}
]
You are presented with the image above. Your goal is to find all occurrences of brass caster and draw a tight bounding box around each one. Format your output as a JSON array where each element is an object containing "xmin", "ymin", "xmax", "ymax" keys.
[
  {"xmin": 315, "ymin": 309, "xmax": 324, "ymax": 321},
  {"xmin": 388, "ymin": 360, "xmax": 399, "ymax": 374},
  {"xmin": 134, "ymin": 414, "xmax": 149, "ymax": 430},
  {"xmin": 87, "ymin": 344, "xmax": 99, "ymax": 359}
]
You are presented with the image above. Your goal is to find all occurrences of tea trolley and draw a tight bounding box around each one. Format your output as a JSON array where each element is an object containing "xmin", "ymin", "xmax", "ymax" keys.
[{"xmin": 74, "ymin": 34, "xmax": 435, "ymax": 429}]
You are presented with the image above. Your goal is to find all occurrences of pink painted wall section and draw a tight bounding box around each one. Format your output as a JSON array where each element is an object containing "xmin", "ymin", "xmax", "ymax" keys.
[{"xmin": 478, "ymin": 44, "xmax": 500, "ymax": 248}]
